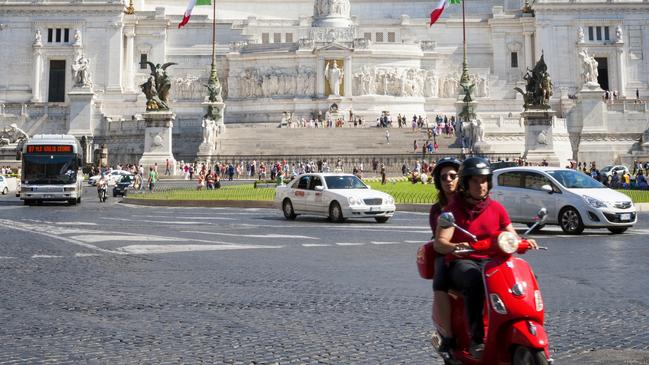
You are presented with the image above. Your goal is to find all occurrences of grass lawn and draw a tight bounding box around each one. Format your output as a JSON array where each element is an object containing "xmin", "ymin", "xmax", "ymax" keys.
[{"xmin": 128, "ymin": 180, "xmax": 649, "ymax": 204}]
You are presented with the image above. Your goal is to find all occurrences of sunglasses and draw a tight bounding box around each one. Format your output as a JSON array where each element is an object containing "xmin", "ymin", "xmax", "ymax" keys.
[{"xmin": 441, "ymin": 173, "xmax": 458, "ymax": 180}]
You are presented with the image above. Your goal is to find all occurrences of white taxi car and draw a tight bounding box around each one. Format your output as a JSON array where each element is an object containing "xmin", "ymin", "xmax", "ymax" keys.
[
  {"xmin": 275, "ymin": 173, "xmax": 396, "ymax": 223},
  {"xmin": 491, "ymin": 167, "xmax": 636, "ymax": 234}
]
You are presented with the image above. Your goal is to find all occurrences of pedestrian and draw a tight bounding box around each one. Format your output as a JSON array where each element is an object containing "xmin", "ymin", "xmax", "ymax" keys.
[
  {"xmin": 385, "ymin": 129, "xmax": 390, "ymax": 144},
  {"xmin": 413, "ymin": 140, "xmax": 418, "ymax": 152},
  {"xmin": 165, "ymin": 158, "xmax": 171, "ymax": 175},
  {"xmin": 147, "ymin": 167, "xmax": 158, "ymax": 191},
  {"xmin": 434, "ymin": 141, "xmax": 439, "ymax": 152},
  {"xmin": 637, "ymin": 88, "xmax": 640, "ymax": 102},
  {"xmin": 380, "ymin": 163, "xmax": 386, "ymax": 185}
]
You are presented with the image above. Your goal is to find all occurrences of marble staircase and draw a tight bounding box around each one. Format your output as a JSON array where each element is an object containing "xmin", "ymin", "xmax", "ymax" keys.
[{"xmin": 217, "ymin": 126, "xmax": 461, "ymax": 156}]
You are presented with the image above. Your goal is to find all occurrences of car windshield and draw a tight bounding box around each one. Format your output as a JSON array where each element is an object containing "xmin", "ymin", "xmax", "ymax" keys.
[
  {"xmin": 600, "ymin": 166, "xmax": 612, "ymax": 173},
  {"xmin": 324, "ymin": 175, "xmax": 368, "ymax": 189},
  {"xmin": 547, "ymin": 170, "xmax": 604, "ymax": 189}
]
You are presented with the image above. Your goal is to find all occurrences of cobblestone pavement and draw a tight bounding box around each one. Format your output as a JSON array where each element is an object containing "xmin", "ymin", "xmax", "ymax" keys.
[{"xmin": 0, "ymin": 191, "xmax": 647, "ymax": 364}]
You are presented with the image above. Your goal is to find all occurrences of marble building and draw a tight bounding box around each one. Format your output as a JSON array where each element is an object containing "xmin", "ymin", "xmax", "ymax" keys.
[{"xmin": 0, "ymin": 0, "xmax": 648, "ymax": 166}]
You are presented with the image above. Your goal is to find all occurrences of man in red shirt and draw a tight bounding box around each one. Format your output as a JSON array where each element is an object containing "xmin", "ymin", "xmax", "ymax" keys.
[{"xmin": 434, "ymin": 157, "xmax": 537, "ymax": 358}]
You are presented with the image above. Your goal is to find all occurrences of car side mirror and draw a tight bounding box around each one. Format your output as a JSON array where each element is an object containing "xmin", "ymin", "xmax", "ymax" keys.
[
  {"xmin": 541, "ymin": 184, "xmax": 553, "ymax": 194},
  {"xmin": 314, "ymin": 185, "xmax": 324, "ymax": 191},
  {"xmin": 438, "ymin": 212, "xmax": 456, "ymax": 228}
]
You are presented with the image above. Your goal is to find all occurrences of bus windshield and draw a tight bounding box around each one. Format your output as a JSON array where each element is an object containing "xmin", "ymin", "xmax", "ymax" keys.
[{"xmin": 23, "ymin": 154, "xmax": 79, "ymax": 184}]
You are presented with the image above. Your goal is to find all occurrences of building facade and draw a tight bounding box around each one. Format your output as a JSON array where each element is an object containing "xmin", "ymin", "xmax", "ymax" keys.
[{"xmin": 1, "ymin": 0, "xmax": 648, "ymax": 166}]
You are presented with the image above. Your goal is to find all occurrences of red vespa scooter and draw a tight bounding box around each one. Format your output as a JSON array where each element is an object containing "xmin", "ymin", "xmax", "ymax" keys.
[{"xmin": 429, "ymin": 208, "xmax": 553, "ymax": 365}]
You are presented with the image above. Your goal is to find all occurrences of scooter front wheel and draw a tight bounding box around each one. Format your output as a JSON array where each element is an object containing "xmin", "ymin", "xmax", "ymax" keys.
[{"xmin": 512, "ymin": 346, "xmax": 549, "ymax": 365}]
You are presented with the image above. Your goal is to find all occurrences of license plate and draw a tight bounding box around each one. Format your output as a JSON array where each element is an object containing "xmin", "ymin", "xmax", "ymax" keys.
[
  {"xmin": 369, "ymin": 207, "xmax": 379, "ymax": 212},
  {"xmin": 620, "ymin": 213, "xmax": 631, "ymax": 221},
  {"xmin": 44, "ymin": 194, "xmax": 52, "ymax": 198}
]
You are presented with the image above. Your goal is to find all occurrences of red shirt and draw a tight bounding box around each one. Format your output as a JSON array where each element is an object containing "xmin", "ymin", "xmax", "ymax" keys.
[{"xmin": 444, "ymin": 198, "xmax": 511, "ymax": 261}]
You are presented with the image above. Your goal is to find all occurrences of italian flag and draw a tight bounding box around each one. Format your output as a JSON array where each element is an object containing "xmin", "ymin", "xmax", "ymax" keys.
[
  {"xmin": 178, "ymin": 0, "xmax": 211, "ymax": 29},
  {"xmin": 430, "ymin": 0, "xmax": 460, "ymax": 27}
]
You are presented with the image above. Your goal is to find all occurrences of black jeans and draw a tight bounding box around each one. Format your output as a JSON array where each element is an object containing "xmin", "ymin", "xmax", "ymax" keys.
[{"xmin": 448, "ymin": 259, "xmax": 488, "ymax": 343}]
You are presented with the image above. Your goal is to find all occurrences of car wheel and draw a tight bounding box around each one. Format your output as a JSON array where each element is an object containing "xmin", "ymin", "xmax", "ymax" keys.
[
  {"xmin": 77, "ymin": 197, "xmax": 81, "ymax": 203},
  {"xmin": 68, "ymin": 199, "xmax": 77, "ymax": 205},
  {"xmin": 2, "ymin": 187, "xmax": 8, "ymax": 195},
  {"xmin": 23, "ymin": 200, "xmax": 31, "ymax": 206},
  {"xmin": 607, "ymin": 227, "xmax": 628, "ymax": 234},
  {"xmin": 526, "ymin": 223, "xmax": 545, "ymax": 232},
  {"xmin": 329, "ymin": 201, "xmax": 345, "ymax": 223},
  {"xmin": 375, "ymin": 217, "xmax": 389, "ymax": 223},
  {"xmin": 559, "ymin": 207, "xmax": 584, "ymax": 235},
  {"xmin": 282, "ymin": 199, "xmax": 297, "ymax": 220}
]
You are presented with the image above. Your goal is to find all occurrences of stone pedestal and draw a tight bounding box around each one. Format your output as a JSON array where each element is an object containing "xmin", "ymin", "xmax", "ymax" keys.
[
  {"xmin": 138, "ymin": 111, "xmax": 177, "ymax": 174},
  {"xmin": 67, "ymin": 87, "xmax": 94, "ymax": 137},
  {"xmin": 575, "ymin": 88, "xmax": 614, "ymax": 166},
  {"xmin": 196, "ymin": 101, "xmax": 226, "ymax": 164},
  {"xmin": 522, "ymin": 109, "xmax": 560, "ymax": 166}
]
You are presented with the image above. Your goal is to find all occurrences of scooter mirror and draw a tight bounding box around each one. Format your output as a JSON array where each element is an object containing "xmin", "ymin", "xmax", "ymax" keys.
[
  {"xmin": 438, "ymin": 212, "xmax": 455, "ymax": 228},
  {"xmin": 537, "ymin": 207, "xmax": 548, "ymax": 224}
]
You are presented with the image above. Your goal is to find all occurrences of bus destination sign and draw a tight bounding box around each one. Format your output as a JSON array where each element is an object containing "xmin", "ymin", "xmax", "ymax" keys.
[{"xmin": 27, "ymin": 145, "xmax": 74, "ymax": 154}]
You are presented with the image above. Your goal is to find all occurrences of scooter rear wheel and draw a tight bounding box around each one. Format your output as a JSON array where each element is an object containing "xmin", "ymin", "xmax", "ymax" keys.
[{"xmin": 512, "ymin": 346, "xmax": 549, "ymax": 365}]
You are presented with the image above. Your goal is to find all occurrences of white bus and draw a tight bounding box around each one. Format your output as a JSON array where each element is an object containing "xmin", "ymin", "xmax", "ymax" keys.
[{"xmin": 21, "ymin": 134, "xmax": 84, "ymax": 205}]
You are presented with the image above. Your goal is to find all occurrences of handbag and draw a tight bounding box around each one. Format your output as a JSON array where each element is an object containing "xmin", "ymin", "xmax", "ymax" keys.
[{"xmin": 416, "ymin": 240, "xmax": 437, "ymax": 280}]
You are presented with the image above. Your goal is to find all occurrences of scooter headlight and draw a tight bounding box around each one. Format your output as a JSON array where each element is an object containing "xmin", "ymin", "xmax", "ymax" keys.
[
  {"xmin": 497, "ymin": 232, "xmax": 519, "ymax": 254},
  {"xmin": 534, "ymin": 290, "xmax": 544, "ymax": 311},
  {"xmin": 490, "ymin": 293, "xmax": 507, "ymax": 315}
]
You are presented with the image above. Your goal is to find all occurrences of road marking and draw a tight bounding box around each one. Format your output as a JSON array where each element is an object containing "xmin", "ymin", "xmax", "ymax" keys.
[
  {"xmin": 0, "ymin": 219, "xmax": 126, "ymax": 255},
  {"xmin": 32, "ymin": 255, "xmax": 64, "ymax": 259},
  {"xmin": 70, "ymin": 234, "xmax": 182, "ymax": 243},
  {"xmin": 105, "ymin": 217, "xmax": 233, "ymax": 224},
  {"xmin": 302, "ymin": 243, "xmax": 331, "ymax": 247},
  {"xmin": 404, "ymin": 240, "xmax": 425, "ymax": 244},
  {"xmin": 116, "ymin": 244, "xmax": 282, "ymax": 254},
  {"xmin": 187, "ymin": 231, "xmax": 319, "ymax": 240},
  {"xmin": 75, "ymin": 253, "xmax": 101, "ymax": 257},
  {"xmin": 336, "ymin": 242, "xmax": 365, "ymax": 246},
  {"xmin": 0, "ymin": 256, "xmax": 16, "ymax": 259},
  {"xmin": 371, "ymin": 241, "xmax": 402, "ymax": 245}
]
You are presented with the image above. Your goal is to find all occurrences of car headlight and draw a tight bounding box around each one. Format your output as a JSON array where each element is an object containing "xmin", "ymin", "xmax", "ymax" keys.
[
  {"xmin": 348, "ymin": 196, "xmax": 362, "ymax": 206},
  {"xmin": 497, "ymin": 232, "xmax": 519, "ymax": 254},
  {"xmin": 583, "ymin": 195, "xmax": 607, "ymax": 208},
  {"xmin": 384, "ymin": 196, "xmax": 394, "ymax": 205}
]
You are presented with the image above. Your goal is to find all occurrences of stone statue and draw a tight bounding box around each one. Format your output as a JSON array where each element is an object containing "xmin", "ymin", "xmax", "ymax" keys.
[
  {"xmin": 202, "ymin": 118, "xmax": 217, "ymax": 145},
  {"xmin": 140, "ymin": 61, "xmax": 177, "ymax": 111},
  {"xmin": 0, "ymin": 123, "xmax": 29, "ymax": 145},
  {"xmin": 71, "ymin": 53, "xmax": 92, "ymax": 87},
  {"xmin": 475, "ymin": 119, "xmax": 485, "ymax": 143},
  {"xmin": 615, "ymin": 25, "xmax": 623, "ymax": 43},
  {"xmin": 577, "ymin": 26, "xmax": 584, "ymax": 43},
  {"xmin": 460, "ymin": 82, "xmax": 475, "ymax": 103},
  {"xmin": 33, "ymin": 30, "xmax": 42, "ymax": 46},
  {"xmin": 578, "ymin": 48, "xmax": 599, "ymax": 88},
  {"xmin": 325, "ymin": 60, "xmax": 343, "ymax": 96},
  {"xmin": 514, "ymin": 53, "xmax": 553, "ymax": 110}
]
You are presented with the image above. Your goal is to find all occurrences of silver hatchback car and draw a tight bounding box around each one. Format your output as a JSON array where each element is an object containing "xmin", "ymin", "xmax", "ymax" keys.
[{"xmin": 491, "ymin": 167, "xmax": 636, "ymax": 234}]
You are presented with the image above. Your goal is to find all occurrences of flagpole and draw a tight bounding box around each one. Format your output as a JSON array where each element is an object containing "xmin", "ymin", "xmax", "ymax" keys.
[
  {"xmin": 459, "ymin": 0, "xmax": 470, "ymax": 86},
  {"xmin": 207, "ymin": 0, "xmax": 222, "ymax": 103}
]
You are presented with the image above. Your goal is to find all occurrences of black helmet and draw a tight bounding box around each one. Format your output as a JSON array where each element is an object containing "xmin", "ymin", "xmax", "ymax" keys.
[
  {"xmin": 458, "ymin": 157, "xmax": 493, "ymax": 192},
  {"xmin": 432, "ymin": 157, "xmax": 461, "ymax": 191}
]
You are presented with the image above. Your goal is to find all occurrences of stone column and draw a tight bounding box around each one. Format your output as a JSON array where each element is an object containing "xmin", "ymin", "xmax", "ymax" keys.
[
  {"xmin": 317, "ymin": 56, "xmax": 325, "ymax": 98},
  {"xmin": 32, "ymin": 45, "xmax": 43, "ymax": 102},
  {"xmin": 106, "ymin": 22, "xmax": 124, "ymax": 93},
  {"xmin": 616, "ymin": 47, "xmax": 626, "ymax": 98},
  {"xmin": 344, "ymin": 56, "xmax": 352, "ymax": 97},
  {"xmin": 124, "ymin": 28, "xmax": 136, "ymax": 92},
  {"xmin": 523, "ymin": 32, "xmax": 534, "ymax": 71},
  {"xmin": 138, "ymin": 111, "xmax": 177, "ymax": 175}
]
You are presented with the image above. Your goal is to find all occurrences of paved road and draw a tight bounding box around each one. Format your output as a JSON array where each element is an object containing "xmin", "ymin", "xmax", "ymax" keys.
[{"xmin": 0, "ymin": 189, "xmax": 648, "ymax": 364}]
